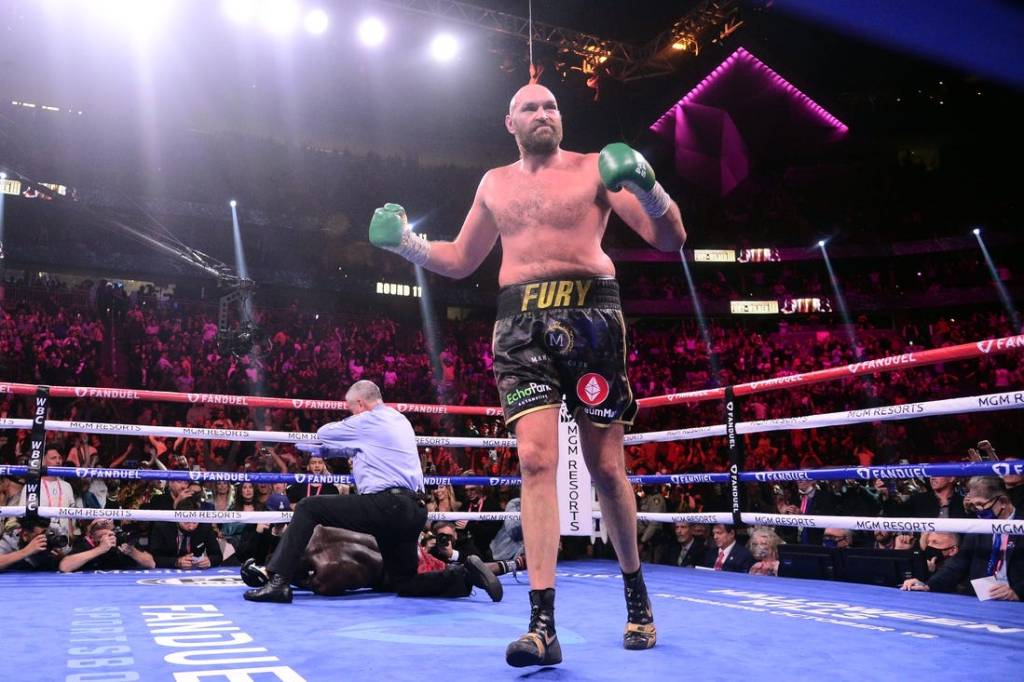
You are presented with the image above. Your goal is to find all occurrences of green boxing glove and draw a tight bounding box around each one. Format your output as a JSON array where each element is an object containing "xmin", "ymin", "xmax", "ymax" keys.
[
  {"xmin": 369, "ymin": 202, "xmax": 431, "ymax": 266},
  {"xmin": 599, "ymin": 143, "xmax": 671, "ymax": 218}
]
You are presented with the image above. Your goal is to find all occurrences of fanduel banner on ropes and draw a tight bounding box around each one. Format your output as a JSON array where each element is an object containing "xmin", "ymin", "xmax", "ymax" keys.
[{"xmin": 557, "ymin": 403, "xmax": 593, "ymax": 536}]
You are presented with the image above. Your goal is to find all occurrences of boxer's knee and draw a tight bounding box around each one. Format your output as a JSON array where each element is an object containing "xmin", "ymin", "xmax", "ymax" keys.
[
  {"xmin": 511, "ymin": 409, "xmax": 559, "ymax": 479},
  {"xmin": 516, "ymin": 433, "xmax": 557, "ymax": 479}
]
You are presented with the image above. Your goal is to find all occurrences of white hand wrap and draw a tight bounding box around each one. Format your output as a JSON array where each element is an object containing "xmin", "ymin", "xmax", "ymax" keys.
[
  {"xmin": 386, "ymin": 229, "xmax": 431, "ymax": 266},
  {"xmin": 633, "ymin": 181, "xmax": 672, "ymax": 219}
]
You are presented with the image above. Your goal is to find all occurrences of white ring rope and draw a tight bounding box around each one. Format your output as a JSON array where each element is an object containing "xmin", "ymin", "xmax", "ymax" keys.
[
  {"xmin": 3, "ymin": 389, "xmax": 1021, "ymax": 448},
  {"xmin": 3, "ymin": 506, "xmax": 1020, "ymax": 536}
]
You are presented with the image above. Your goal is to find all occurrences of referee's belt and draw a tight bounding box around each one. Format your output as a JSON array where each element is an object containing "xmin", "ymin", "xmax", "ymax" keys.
[{"xmin": 367, "ymin": 487, "xmax": 427, "ymax": 503}]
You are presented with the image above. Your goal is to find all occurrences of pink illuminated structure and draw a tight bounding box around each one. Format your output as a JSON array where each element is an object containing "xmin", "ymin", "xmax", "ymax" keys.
[{"xmin": 650, "ymin": 47, "xmax": 847, "ymax": 196}]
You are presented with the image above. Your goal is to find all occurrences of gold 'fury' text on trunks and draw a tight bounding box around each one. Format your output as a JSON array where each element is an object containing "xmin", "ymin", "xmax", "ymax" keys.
[{"xmin": 520, "ymin": 280, "xmax": 593, "ymax": 312}]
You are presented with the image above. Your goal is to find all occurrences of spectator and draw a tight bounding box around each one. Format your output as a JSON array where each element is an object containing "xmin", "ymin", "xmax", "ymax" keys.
[
  {"xmin": 17, "ymin": 449, "xmax": 78, "ymax": 539},
  {"xmin": 148, "ymin": 500, "xmax": 224, "ymax": 569},
  {"xmin": 221, "ymin": 482, "xmax": 262, "ymax": 548},
  {"xmin": 66, "ymin": 434, "xmax": 100, "ymax": 468},
  {"xmin": 233, "ymin": 493, "xmax": 290, "ymax": 566},
  {"xmin": 489, "ymin": 497, "xmax": 525, "ymax": 562},
  {"xmin": 901, "ymin": 477, "xmax": 1021, "ymax": 600},
  {"xmin": 658, "ymin": 521, "xmax": 705, "ymax": 568},
  {"xmin": 703, "ymin": 525, "xmax": 755, "ymax": 573},
  {"xmin": 747, "ymin": 527, "xmax": 784, "ymax": 576},
  {"xmin": 890, "ymin": 476, "xmax": 967, "ymax": 520},
  {"xmin": 211, "ymin": 481, "xmax": 234, "ymax": 511},
  {"xmin": 459, "ymin": 475, "xmax": 501, "ymax": 562},
  {"xmin": 0, "ymin": 516, "xmax": 60, "ymax": 572},
  {"xmin": 429, "ymin": 485, "xmax": 461, "ymax": 513},
  {"xmin": 1, "ymin": 475, "xmax": 24, "ymax": 507},
  {"xmin": 822, "ymin": 528, "xmax": 853, "ymax": 549},
  {"xmin": 430, "ymin": 521, "xmax": 467, "ymax": 564},
  {"xmin": 286, "ymin": 453, "xmax": 341, "ymax": 504},
  {"xmin": 637, "ymin": 486, "xmax": 668, "ymax": 563},
  {"xmin": 872, "ymin": 530, "xmax": 897, "ymax": 550},
  {"xmin": 186, "ymin": 481, "xmax": 215, "ymax": 510},
  {"xmin": 997, "ymin": 457, "xmax": 1024, "ymax": 509},
  {"xmin": 58, "ymin": 518, "xmax": 155, "ymax": 572},
  {"xmin": 920, "ymin": 531, "xmax": 960, "ymax": 579},
  {"xmin": 788, "ymin": 481, "xmax": 839, "ymax": 545},
  {"xmin": 145, "ymin": 479, "xmax": 193, "ymax": 510}
]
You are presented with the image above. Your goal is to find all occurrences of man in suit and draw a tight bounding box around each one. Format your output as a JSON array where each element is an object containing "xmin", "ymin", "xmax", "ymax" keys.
[
  {"xmin": 791, "ymin": 481, "xmax": 840, "ymax": 545},
  {"xmin": 887, "ymin": 475, "xmax": 968, "ymax": 520},
  {"xmin": 703, "ymin": 524, "xmax": 755, "ymax": 573},
  {"xmin": 460, "ymin": 477, "xmax": 502, "ymax": 562},
  {"xmin": 659, "ymin": 522, "xmax": 705, "ymax": 568},
  {"xmin": 900, "ymin": 476, "xmax": 1021, "ymax": 600},
  {"xmin": 148, "ymin": 499, "xmax": 224, "ymax": 569}
]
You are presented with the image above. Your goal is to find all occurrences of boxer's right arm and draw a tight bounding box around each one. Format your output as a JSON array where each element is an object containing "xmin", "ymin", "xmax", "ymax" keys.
[{"xmin": 369, "ymin": 172, "xmax": 499, "ymax": 279}]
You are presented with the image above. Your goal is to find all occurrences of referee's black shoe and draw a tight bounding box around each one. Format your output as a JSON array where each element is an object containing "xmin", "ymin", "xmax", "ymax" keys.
[
  {"xmin": 243, "ymin": 573, "xmax": 293, "ymax": 603},
  {"xmin": 465, "ymin": 555, "xmax": 503, "ymax": 602}
]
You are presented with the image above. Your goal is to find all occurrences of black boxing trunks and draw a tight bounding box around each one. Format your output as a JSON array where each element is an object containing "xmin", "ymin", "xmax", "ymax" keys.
[{"xmin": 493, "ymin": 276, "xmax": 637, "ymax": 428}]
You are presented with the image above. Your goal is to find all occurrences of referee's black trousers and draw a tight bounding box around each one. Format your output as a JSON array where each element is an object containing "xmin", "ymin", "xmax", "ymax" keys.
[{"xmin": 267, "ymin": 491, "xmax": 472, "ymax": 597}]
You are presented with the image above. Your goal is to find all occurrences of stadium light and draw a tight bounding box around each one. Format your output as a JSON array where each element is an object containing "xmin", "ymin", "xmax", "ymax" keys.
[
  {"xmin": 817, "ymin": 239, "xmax": 826, "ymax": 248},
  {"xmin": 260, "ymin": 0, "xmax": 300, "ymax": 35},
  {"xmin": 357, "ymin": 17, "xmax": 386, "ymax": 46},
  {"xmin": 972, "ymin": 227, "xmax": 981, "ymax": 236},
  {"xmin": 222, "ymin": 0, "xmax": 258, "ymax": 24},
  {"xmin": 92, "ymin": 0, "xmax": 173, "ymax": 39},
  {"xmin": 229, "ymin": 200, "xmax": 237, "ymax": 208},
  {"xmin": 304, "ymin": 8, "xmax": 329, "ymax": 35},
  {"xmin": 430, "ymin": 34, "xmax": 459, "ymax": 62}
]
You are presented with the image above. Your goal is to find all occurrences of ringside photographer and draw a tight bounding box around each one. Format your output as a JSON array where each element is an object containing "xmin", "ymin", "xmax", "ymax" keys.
[{"xmin": 58, "ymin": 518, "xmax": 155, "ymax": 573}]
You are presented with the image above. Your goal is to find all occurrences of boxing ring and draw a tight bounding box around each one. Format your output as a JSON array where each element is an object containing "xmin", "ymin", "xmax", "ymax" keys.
[
  {"xmin": 5, "ymin": 559, "xmax": 1022, "ymax": 681},
  {"xmin": 3, "ymin": 333, "xmax": 1024, "ymax": 679}
]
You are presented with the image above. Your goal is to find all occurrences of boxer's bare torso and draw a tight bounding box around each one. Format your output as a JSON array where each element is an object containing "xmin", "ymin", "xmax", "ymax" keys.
[
  {"xmin": 482, "ymin": 151, "xmax": 616, "ymax": 286},
  {"xmin": 417, "ymin": 84, "xmax": 679, "ymax": 290}
]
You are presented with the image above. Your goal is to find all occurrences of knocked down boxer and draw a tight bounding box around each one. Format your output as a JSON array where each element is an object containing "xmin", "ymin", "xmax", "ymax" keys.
[{"xmin": 241, "ymin": 526, "xmax": 520, "ymax": 599}]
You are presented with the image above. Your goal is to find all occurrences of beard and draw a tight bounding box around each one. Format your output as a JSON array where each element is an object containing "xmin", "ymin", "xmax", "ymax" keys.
[{"xmin": 518, "ymin": 123, "xmax": 562, "ymax": 155}]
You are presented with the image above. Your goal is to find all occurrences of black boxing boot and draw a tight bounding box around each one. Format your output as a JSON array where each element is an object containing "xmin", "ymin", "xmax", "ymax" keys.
[
  {"xmin": 622, "ymin": 568, "xmax": 656, "ymax": 650},
  {"xmin": 240, "ymin": 558, "xmax": 269, "ymax": 588},
  {"xmin": 243, "ymin": 573, "xmax": 293, "ymax": 603},
  {"xmin": 465, "ymin": 555, "xmax": 504, "ymax": 602},
  {"xmin": 506, "ymin": 588, "xmax": 561, "ymax": 667}
]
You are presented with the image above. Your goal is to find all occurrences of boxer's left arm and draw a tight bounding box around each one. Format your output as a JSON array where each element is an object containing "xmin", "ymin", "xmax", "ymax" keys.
[{"xmin": 598, "ymin": 145, "xmax": 686, "ymax": 252}]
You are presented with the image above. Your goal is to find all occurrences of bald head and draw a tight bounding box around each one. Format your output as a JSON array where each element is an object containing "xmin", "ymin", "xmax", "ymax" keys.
[
  {"xmin": 509, "ymin": 84, "xmax": 557, "ymax": 116},
  {"xmin": 506, "ymin": 84, "xmax": 562, "ymax": 156}
]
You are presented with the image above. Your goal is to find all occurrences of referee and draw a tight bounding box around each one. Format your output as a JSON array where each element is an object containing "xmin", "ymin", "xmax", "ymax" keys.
[{"xmin": 244, "ymin": 380, "xmax": 499, "ymax": 602}]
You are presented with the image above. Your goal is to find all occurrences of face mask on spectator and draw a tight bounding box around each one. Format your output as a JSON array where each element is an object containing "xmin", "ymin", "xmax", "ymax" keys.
[
  {"xmin": 922, "ymin": 546, "xmax": 948, "ymax": 568},
  {"xmin": 974, "ymin": 502, "xmax": 998, "ymax": 520},
  {"xmin": 966, "ymin": 496, "xmax": 1001, "ymax": 519}
]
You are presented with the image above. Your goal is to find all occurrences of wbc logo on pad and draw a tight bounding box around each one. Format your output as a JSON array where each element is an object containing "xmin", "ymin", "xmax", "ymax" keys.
[{"xmin": 576, "ymin": 373, "xmax": 609, "ymax": 406}]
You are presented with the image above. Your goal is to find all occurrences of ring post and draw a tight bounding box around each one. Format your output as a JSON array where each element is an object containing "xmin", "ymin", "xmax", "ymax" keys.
[
  {"xmin": 24, "ymin": 385, "xmax": 50, "ymax": 523},
  {"xmin": 725, "ymin": 386, "xmax": 744, "ymax": 526}
]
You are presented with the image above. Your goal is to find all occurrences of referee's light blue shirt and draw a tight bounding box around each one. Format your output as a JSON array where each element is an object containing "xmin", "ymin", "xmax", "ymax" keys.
[{"xmin": 313, "ymin": 403, "xmax": 424, "ymax": 494}]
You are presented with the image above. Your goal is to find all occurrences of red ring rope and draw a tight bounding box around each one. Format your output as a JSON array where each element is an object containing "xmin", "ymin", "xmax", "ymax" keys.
[{"xmin": 1, "ymin": 334, "xmax": 1020, "ymax": 415}]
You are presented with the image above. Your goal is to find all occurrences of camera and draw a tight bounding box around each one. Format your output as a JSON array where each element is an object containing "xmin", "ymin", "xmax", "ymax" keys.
[
  {"xmin": 45, "ymin": 528, "xmax": 68, "ymax": 551},
  {"xmin": 115, "ymin": 528, "xmax": 134, "ymax": 546},
  {"xmin": 435, "ymin": 533, "xmax": 452, "ymax": 548}
]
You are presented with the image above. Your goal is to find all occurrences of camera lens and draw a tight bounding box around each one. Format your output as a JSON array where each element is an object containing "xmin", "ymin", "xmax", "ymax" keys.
[{"xmin": 45, "ymin": 528, "xmax": 68, "ymax": 550}]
